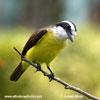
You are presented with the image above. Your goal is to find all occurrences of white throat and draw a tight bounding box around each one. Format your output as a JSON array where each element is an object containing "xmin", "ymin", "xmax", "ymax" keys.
[{"xmin": 51, "ymin": 26, "xmax": 68, "ymax": 41}]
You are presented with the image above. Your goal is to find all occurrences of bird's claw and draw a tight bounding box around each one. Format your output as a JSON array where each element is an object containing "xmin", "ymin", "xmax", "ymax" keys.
[
  {"xmin": 36, "ymin": 63, "xmax": 41, "ymax": 72},
  {"xmin": 48, "ymin": 73, "xmax": 54, "ymax": 82}
]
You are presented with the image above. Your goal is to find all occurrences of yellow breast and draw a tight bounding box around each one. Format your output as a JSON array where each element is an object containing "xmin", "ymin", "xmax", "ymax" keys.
[{"xmin": 26, "ymin": 29, "xmax": 67, "ymax": 65}]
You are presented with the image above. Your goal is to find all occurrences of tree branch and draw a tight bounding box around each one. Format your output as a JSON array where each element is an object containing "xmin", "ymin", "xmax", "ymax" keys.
[{"xmin": 14, "ymin": 47, "xmax": 100, "ymax": 100}]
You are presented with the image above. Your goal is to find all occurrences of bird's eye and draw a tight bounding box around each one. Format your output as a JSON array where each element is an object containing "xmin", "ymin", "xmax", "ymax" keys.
[
  {"xmin": 67, "ymin": 25, "xmax": 72, "ymax": 35},
  {"xmin": 67, "ymin": 25, "xmax": 70, "ymax": 29}
]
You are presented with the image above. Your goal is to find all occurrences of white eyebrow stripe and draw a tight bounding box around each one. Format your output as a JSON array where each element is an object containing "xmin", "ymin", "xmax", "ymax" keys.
[{"xmin": 62, "ymin": 21, "xmax": 75, "ymax": 30}]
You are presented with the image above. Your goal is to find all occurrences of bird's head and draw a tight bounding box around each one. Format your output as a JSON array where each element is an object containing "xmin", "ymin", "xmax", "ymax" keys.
[{"xmin": 56, "ymin": 21, "xmax": 77, "ymax": 42}]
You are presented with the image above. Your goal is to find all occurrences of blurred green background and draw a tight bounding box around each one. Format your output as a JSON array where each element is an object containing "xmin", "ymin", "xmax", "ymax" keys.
[{"xmin": 0, "ymin": 0, "xmax": 100, "ymax": 100}]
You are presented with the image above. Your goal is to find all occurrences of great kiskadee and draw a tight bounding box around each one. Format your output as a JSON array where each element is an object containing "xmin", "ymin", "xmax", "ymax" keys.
[{"xmin": 10, "ymin": 21, "xmax": 77, "ymax": 82}]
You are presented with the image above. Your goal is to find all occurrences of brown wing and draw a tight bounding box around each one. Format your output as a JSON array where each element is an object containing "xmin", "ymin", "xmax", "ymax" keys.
[{"xmin": 22, "ymin": 28, "xmax": 47, "ymax": 56}]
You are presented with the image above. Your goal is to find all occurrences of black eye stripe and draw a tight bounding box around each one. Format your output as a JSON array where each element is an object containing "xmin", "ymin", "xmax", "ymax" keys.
[
  {"xmin": 56, "ymin": 22, "xmax": 69, "ymax": 29},
  {"xmin": 56, "ymin": 22, "xmax": 77, "ymax": 32}
]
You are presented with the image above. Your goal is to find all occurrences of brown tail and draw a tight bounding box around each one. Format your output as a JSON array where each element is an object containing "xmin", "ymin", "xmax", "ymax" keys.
[{"xmin": 10, "ymin": 61, "xmax": 26, "ymax": 82}]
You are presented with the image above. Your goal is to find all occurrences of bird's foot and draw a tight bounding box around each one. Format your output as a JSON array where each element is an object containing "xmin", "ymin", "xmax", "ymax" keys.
[
  {"xmin": 36, "ymin": 63, "xmax": 41, "ymax": 72},
  {"xmin": 48, "ymin": 72, "xmax": 54, "ymax": 82}
]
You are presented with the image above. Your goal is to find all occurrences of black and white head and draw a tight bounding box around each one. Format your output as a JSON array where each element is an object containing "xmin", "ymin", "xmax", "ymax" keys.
[{"xmin": 52, "ymin": 21, "xmax": 77, "ymax": 42}]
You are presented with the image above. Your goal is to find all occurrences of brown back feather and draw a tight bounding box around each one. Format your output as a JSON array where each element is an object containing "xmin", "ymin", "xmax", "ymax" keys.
[{"xmin": 22, "ymin": 29, "xmax": 47, "ymax": 56}]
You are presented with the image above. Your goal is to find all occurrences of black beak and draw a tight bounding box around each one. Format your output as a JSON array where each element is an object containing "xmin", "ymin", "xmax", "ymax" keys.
[{"xmin": 67, "ymin": 31, "xmax": 74, "ymax": 42}]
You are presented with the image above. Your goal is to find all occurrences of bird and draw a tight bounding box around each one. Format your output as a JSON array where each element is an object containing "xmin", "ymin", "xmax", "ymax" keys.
[{"xmin": 10, "ymin": 21, "xmax": 77, "ymax": 82}]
